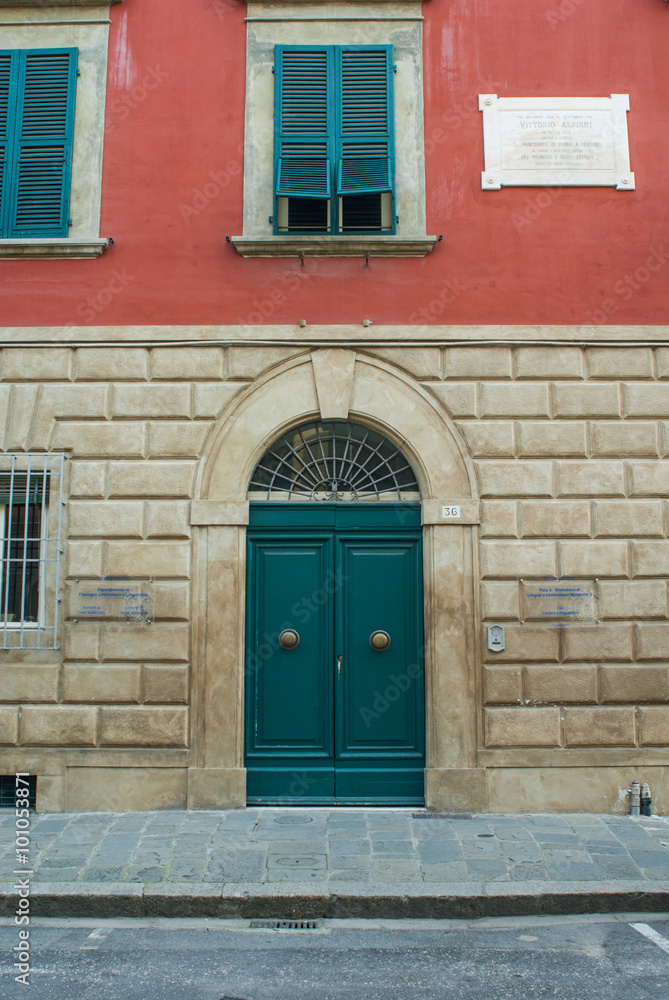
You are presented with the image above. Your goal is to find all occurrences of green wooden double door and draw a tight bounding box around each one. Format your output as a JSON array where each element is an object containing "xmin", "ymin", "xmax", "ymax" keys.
[{"xmin": 245, "ymin": 504, "xmax": 425, "ymax": 804}]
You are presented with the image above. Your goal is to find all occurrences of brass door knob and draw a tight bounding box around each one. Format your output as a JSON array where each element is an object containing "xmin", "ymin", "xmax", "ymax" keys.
[
  {"xmin": 278, "ymin": 629, "xmax": 300, "ymax": 650},
  {"xmin": 369, "ymin": 630, "xmax": 391, "ymax": 651}
]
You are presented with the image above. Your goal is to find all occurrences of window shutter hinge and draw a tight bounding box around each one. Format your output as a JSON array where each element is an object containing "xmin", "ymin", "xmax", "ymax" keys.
[
  {"xmin": 269, "ymin": 216, "xmax": 273, "ymax": 224},
  {"xmin": 393, "ymin": 64, "xmax": 397, "ymax": 73},
  {"xmin": 68, "ymin": 219, "xmax": 73, "ymax": 227},
  {"xmin": 77, "ymin": 69, "xmax": 81, "ymax": 77},
  {"xmin": 271, "ymin": 65, "xmax": 275, "ymax": 73}
]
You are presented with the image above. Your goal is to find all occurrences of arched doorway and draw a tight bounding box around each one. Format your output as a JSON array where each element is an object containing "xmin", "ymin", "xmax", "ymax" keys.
[{"xmin": 245, "ymin": 421, "xmax": 424, "ymax": 804}]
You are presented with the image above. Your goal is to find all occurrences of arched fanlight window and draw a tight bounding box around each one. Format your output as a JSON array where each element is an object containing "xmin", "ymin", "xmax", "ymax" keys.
[{"xmin": 248, "ymin": 421, "xmax": 420, "ymax": 501}]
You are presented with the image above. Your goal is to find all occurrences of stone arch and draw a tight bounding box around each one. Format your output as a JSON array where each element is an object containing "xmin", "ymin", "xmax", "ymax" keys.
[{"xmin": 195, "ymin": 349, "xmax": 477, "ymax": 505}]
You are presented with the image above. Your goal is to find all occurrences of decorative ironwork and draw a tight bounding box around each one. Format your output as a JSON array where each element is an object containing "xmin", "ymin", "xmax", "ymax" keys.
[{"xmin": 248, "ymin": 421, "xmax": 420, "ymax": 501}]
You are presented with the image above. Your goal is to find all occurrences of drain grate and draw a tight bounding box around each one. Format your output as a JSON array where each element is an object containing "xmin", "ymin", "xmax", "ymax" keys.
[
  {"xmin": 412, "ymin": 812, "xmax": 472, "ymax": 819},
  {"xmin": 249, "ymin": 919, "xmax": 319, "ymax": 930}
]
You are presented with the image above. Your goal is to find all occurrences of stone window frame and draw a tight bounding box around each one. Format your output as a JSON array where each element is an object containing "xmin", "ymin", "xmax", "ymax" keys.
[
  {"xmin": 232, "ymin": 0, "xmax": 436, "ymax": 259},
  {"xmin": 0, "ymin": 1, "xmax": 120, "ymax": 259}
]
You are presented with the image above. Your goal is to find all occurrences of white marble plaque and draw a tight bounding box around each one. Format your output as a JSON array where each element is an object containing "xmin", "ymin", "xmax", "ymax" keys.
[{"xmin": 479, "ymin": 95, "xmax": 634, "ymax": 190}]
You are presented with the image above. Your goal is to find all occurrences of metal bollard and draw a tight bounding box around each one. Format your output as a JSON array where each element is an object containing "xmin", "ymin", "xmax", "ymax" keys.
[
  {"xmin": 641, "ymin": 782, "xmax": 652, "ymax": 817},
  {"xmin": 630, "ymin": 779, "xmax": 641, "ymax": 816}
]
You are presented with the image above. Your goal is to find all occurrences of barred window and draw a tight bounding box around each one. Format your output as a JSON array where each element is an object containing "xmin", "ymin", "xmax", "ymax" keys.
[{"xmin": 0, "ymin": 454, "xmax": 64, "ymax": 650}]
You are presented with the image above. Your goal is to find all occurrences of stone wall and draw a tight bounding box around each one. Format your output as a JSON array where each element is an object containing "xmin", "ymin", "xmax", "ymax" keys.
[{"xmin": 0, "ymin": 339, "xmax": 667, "ymax": 811}]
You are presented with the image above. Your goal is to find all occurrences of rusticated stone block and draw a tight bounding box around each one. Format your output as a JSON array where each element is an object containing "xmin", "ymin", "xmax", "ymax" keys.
[
  {"xmin": 67, "ymin": 541, "xmax": 103, "ymax": 578},
  {"xmin": 151, "ymin": 583, "xmax": 190, "ymax": 621},
  {"xmin": 99, "ymin": 706, "xmax": 188, "ymax": 746},
  {"xmin": 144, "ymin": 501, "xmax": 191, "ymax": 539},
  {"xmin": 459, "ymin": 421, "xmax": 515, "ymax": 457},
  {"xmin": 65, "ymin": 766, "xmax": 188, "ymax": 812},
  {"xmin": 21, "ymin": 706, "xmax": 97, "ymax": 746},
  {"xmin": 429, "ymin": 383, "xmax": 477, "ymax": 418},
  {"xmin": 517, "ymin": 422, "xmax": 586, "ymax": 457},
  {"xmin": 481, "ymin": 501, "xmax": 517, "ymax": 537},
  {"xmin": 598, "ymin": 581, "xmax": 667, "ymax": 620},
  {"xmin": 108, "ymin": 461, "xmax": 195, "ymax": 498},
  {"xmin": 481, "ymin": 581, "xmax": 520, "ymax": 619},
  {"xmin": 480, "ymin": 383, "xmax": 550, "ymax": 418},
  {"xmin": 591, "ymin": 422, "xmax": 658, "ymax": 458},
  {"xmin": 38, "ymin": 384, "xmax": 107, "ymax": 419},
  {"xmin": 483, "ymin": 625, "xmax": 560, "ymax": 663},
  {"xmin": 481, "ymin": 541, "xmax": 556, "ymax": 579},
  {"xmin": 150, "ymin": 346, "xmax": 224, "ymax": 380},
  {"xmin": 143, "ymin": 664, "xmax": 189, "ymax": 704},
  {"xmin": 105, "ymin": 542, "xmax": 190, "ymax": 579},
  {"xmin": 101, "ymin": 624, "xmax": 189, "ymax": 662},
  {"xmin": 148, "ymin": 422, "xmax": 209, "ymax": 459},
  {"xmin": 559, "ymin": 540, "xmax": 628, "ymax": 578},
  {"xmin": 0, "ymin": 707, "xmax": 19, "ymax": 744},
  {"xmin": 657, "ymin": 348, "xmax": 669, "ymax": 379},
  {"xmin": 554, "ymin": 384, "xmax": 620, "ymax": 418},
  {"xmin": 477, "ymin": 461, "xmax": 552, "ymax": 498},
  {"xmin": 586, "ymin": 347, "xmax": 654, "ymax": 380},
  {"xmin": 68, "ymin": 501, "xmax": 144, "ymax": 538},
  {"xmin": 111, "ymin": 384, "xmax": 191, "ymax": 419},
  {"xmin": 521, "ymin": 501, "xmax": 590, "ymax": 537},
  {"xmin": 524, "ymin": 664, "xmax": 598, "ymax": 705},
  {"xmin": 556, "ymin": 461, "xmax": 625, "ymax": 497},
  {"xmin": 76, "ymin": 348, "xmax": 149, "ymax": 381},
  {"xmin": 594, "ymin": 500, "xmax": 663, "ymax": 537},
  {"xmin": 62, "ymin": 664, "xmax": 141, "ymax": 703},
  {"xmin": 2, "ymin": 347, "xmax": 72, "ymax": 381},
  {"xmin": 483, "ymin": 666, "xmax": 522, "ymax": 704},
  {"xmin": 445, "ymin": 346, "xmax": 512, "ymax": 379},
  {"xmin": 600, "ymin": 665, "xmax": 669, "ymax": 704},
  {"xmin": 69, "ymin": 461, "xmax": 106, "ymax": 498},
  {"xmin": 636, "ymin": 624, "xmax": 669, "ymax": 661},
  {"xmin": 624, "ymin": 383, "xmax": 669, "ymax": 417},
  {"xmin": 0, "ymin": 664, "xmax": 59, "ymax": 703},
  {"xmin": 637, "ymin": 707, "xmax": 669, "ymax": 746},
  {"xmin": 227, "ymin": 346, "xmax": 305, "ymax": 379},
  {"xmin": 515, "ymin": 347, "xmax": 583, "ymax": 380},
  {"xmin": 563, "ymin": 625, "xmax": 633, "ymax": 662},
  {"xmin": 563, "ymin": 707, "xmax": 635, "ymax": 746},
  {"xmin": 632, "ymin": 542, "xmax": 669, "ymax": 578},
  {"xmin": 628, "ymin": 462, "xmax": 669, "ymax": 498},
  {"xmin": 53, "ymin": 421, "xmax": 145, "ymax": 459},
  {"xmin": 368, "ymin": 347, "xmax": 442, "ymax": 379},
  {"xmin": 63, "ymin": 625, "xmax": 101, "ymax": 662},
  {"xmin": 485, "ymin": 707, "xmax": 560, "ymax": 747},
  {"xmin": 193, "ymin": 382, "xmax": 246, "ymax": 419}
]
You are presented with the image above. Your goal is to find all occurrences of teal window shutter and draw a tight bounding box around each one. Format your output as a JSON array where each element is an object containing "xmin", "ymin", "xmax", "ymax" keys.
[
  {"xmin": 336, "ymin": 47, "xmax": 394, "ymax": 197},
  {"xmin": 275, "ymin": 47, "xmax": 333, "ymax": 199},
  {"xmin": 1, "ymin": 48, "xmax": 77, "ymax": 239},
  {"xmin": 0, "ymin": 52, "xmax": 18, "ymax": 238}
]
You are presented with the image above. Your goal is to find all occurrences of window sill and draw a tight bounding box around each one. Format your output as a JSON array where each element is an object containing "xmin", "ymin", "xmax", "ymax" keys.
[
  {"xmin": 0, "ymin": 239, "xmax": 109, "ymax": 259},
  {"xmin": 0, "ymin": 0, "xmax": 123, "ymax": 6},
  {"xmin": 231, "ymin": 235, "xmax": 437, "ymax": 258}
]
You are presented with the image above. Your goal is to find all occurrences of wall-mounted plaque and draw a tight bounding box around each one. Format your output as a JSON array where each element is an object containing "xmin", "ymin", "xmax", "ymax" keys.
[
  {"xmin": 479, "ymin": 94, "xmax": 634, "ymax": 190},
  {"xmin": 522, "ymin": 579, "xmax": 600, "ymax": 624},
  {"xmin": 70, "ymin": 580, "xmax": 154, "ymax": 624}
]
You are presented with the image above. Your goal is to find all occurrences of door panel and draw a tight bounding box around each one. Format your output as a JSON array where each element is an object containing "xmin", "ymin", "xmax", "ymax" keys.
[
  {"xmin": 245, "ymin": 504, "xmax": 424, "ymax": 805},
  {"xmin": 245, "ymin": 533, "xmax": 335, "ymax": 802}
]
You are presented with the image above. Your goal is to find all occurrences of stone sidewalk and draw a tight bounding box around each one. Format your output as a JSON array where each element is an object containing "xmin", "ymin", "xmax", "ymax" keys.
[{"xmin": 2, "ymin": 808, "xmax": 669, "ymax": 919}]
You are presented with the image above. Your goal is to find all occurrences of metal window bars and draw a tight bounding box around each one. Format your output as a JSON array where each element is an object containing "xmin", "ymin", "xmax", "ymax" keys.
[
  {"xmin": 248, "ymin": 421, "xmax": 420, "ymax": 501},
  {"xmin": 0, "ymin": 453, "xmax": 64, "ymax": 650}
]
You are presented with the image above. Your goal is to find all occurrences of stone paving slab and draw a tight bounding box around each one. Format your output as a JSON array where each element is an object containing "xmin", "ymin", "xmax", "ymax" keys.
[{"xmin": 1, "ymin": 808, "xmax": 669, "ymax": 918}]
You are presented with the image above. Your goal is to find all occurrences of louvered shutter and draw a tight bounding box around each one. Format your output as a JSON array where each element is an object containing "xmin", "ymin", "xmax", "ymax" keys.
[
  {"xmin": 0, "ymin": 54, "xmax": 17, "ymax": 237},
  {"xmin": 8, "ymin": 49, "xmax": 77, "ymax": 238},
  {"xmin": 336, "ymin": 47, "xmax": 393, "ymax": 196},
  {"xmin": 275, "ymin": 47, "xmax": 332, "ymax": 199}
]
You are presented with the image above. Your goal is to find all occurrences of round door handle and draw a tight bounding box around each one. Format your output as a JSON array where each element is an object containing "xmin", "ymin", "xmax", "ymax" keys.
[
  {"xmin": 369, "ymin": 630, "xmax": 391, "ymax": 651},
  {"xmin": 278, "ymin": 629, "xmax": 300, "ymax": 650}
]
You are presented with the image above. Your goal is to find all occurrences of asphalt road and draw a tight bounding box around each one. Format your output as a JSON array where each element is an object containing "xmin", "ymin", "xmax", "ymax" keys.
[{"xmin": 1, "ymin": 913, "xmax": 668, "ymax": 1000}]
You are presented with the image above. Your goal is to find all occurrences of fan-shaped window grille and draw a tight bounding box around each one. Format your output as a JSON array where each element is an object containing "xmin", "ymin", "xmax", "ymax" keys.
[{"xmin": 248, "ymin": 421, "xmax": 420, "ymax": 501}]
